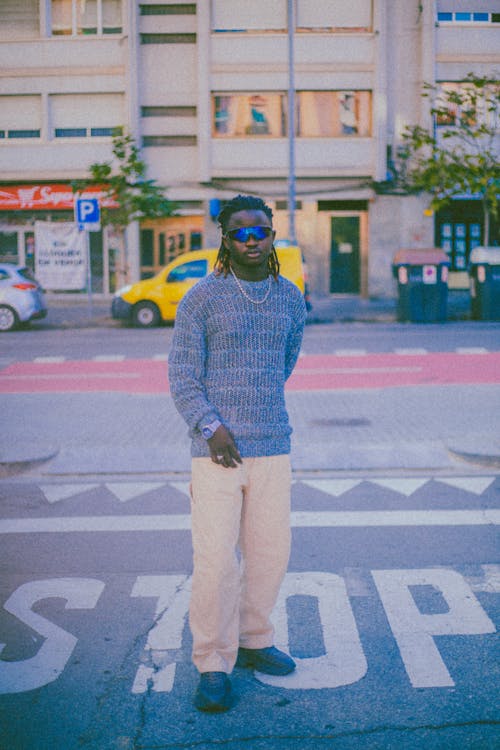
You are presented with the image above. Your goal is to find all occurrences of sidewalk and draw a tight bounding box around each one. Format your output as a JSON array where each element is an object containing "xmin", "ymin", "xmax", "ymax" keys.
[
  {"xmin": 2, "ymin": 289, "xmax": 498, "ymax": 478},
  {"xmin": 41, "ymin": 289, "xmax": 473, "ymax": 328}
]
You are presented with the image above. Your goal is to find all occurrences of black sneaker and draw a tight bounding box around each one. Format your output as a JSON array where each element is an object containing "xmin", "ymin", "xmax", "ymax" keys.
[
  {"xmin": 236, "ymin": 646, "xmax": 296, "ymax": 675},
  {"xmin": 194, "ymin": 671, "xmax": 233, "ymax": 713}
]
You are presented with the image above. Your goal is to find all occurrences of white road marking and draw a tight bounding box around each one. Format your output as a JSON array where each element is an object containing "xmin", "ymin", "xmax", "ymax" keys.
[
  {"xmin": 372, "ymin": 568, "xmax": 496, "ymax": 687},
  {"xmin": 394, "ymin": 348, "xmax": 428, "ymax": 355},
  {"xmin": 257, "ymin": 572, "xmax": 367, "ymax": 690},
  {"xmin": 36, "ymin": 476, "xmax": 496, "ymax": 504},
  {"xmin": 436, "ymin": 476, "xmax": 496, "ymax": 495},
  {"xmin": 106, "ymin": 482, "xmax": 166, "ymax": 503},
  {"xmin": 33, "ymin": 356, "xmax": 65, "ymax": 363},
  {"xmin": 1, "ymin": 509, "xmax": 499, "ymax": 535},
  {"xmin": 371, "ymin": 478, "xmax": 429, "ymax": 496},
  {"xmin": 40, "ymin": 484, "xmax": 99, "ymax": 504},
  {"xmin": 0, "ymin": 578, "xmax": 104, "ymax": 694},
  {"xmin": 152, "ymin": 354, "xmax": 169, "ymax": 361},
  {"xmin": 469, "ymin": 564, "xmax": 500, "ymax": 593},
  {"xmin": 456, "ymin": 347, "xmax": 488, "ymax": 354},
  {"xmin": 301, "ymin": 478, "xmax": 362, "ymax": 496},
  {"xmin": 92, "ymin": 355, "xmax": 125, "ymax": 362},
  {"xmin": 333, "ymin": 349, "xmax": 367, "ymax": 356}
]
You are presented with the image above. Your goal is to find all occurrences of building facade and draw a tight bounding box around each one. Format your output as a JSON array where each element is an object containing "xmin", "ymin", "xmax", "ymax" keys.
[{"xmin": 1, "ymin": 1, "xmax": 499, "ymax": 296}]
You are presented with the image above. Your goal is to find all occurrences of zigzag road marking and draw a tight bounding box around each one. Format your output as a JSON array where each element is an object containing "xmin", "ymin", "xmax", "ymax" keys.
[{"xmin": 36, "ymin": 476, "xmax": 497, "ymax": 504}]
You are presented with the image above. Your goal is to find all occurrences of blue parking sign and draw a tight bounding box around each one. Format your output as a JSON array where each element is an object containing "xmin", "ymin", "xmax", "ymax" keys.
[{"xmin": 75, "ymin": 198, "xmax": 100, "ymax": 230}]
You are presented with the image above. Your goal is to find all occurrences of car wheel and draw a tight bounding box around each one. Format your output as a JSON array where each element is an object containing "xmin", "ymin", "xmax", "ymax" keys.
[
  {"xmin": 0, "ymin": 305, "xmax": 19, "ymax": 332},
  {"xmin": 132, "ymin": 301, "xmax": 161, "ymax": 328}
]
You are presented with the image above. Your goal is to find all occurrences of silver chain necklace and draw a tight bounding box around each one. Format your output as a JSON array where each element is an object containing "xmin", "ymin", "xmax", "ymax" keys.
[{"xmin": 229, "ymin": 266, "xmax": 272, "ymax": 304}]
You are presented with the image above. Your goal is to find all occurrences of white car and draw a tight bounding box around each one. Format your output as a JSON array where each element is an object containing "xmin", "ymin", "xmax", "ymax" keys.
[{"xmin": 0, "ymin": 263, "xmax": 48, "ymax": 331}]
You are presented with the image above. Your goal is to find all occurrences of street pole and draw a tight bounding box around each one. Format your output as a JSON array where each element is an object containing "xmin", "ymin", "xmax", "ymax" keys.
[{"xmin": 287, "ymin": 0, "xmax": 296, "ymax": 244}]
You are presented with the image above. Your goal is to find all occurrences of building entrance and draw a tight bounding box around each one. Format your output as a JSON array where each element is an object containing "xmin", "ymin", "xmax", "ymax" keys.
[{"xmin": 330, "ymin": 214, "xmax": 361, "ymax": 294}]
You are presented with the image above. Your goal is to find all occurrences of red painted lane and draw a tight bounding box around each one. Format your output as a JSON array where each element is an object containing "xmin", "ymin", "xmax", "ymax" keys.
[{"xmin": 0, "ymin": 353, "xmax": 499, "ymax": 394}]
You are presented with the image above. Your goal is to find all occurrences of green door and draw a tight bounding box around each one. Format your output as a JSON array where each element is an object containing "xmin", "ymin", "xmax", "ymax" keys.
[{"xmin": 330, "ymin": 216, "xmax": 360, "ymax": 293}]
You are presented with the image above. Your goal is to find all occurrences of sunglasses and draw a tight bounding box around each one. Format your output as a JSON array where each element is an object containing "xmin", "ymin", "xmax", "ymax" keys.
[{"xmin": 225, "ymin": 226, "xmax": 273, "ymax": 242}]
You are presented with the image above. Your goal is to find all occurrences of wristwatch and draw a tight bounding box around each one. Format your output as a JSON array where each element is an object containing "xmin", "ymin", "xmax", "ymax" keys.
[{"xmin": 201, "ymin": 419, "xmax": 222, "ymax": 439}]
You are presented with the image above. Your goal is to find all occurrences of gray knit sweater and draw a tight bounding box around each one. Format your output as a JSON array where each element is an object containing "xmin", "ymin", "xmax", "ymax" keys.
[{"xmin": 168, "ymin": 271, "xmax": 307, "ymax": 458}]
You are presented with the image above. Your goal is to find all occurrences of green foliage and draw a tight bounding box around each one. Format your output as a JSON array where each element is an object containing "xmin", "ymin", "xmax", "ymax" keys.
[
  {"xmin": 399, "ymin": 73, "xmax": 500, "ymax": 226},
  {"xmin": 73, "ymin": 132, "xmax": 176, "ymax": 227}
]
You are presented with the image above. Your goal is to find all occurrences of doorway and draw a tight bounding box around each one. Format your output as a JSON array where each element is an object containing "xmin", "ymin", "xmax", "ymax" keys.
[{"xmin": 330, "ymin": 215, "xmax": 361, "ymax": 293}]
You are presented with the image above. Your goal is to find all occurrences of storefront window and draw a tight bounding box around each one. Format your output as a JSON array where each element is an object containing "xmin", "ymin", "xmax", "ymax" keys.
[{"xmin": 0, "ymin": 230, "xmax": 19, "ymax": 264}]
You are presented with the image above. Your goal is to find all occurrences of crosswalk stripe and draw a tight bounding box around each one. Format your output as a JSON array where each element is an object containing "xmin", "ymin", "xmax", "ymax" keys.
[{"xmin": 1, "ymin": 509, "xmax": 498, "ymax": 534}]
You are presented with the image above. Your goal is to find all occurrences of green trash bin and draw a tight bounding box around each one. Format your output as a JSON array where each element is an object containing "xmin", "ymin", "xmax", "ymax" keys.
[
  {"xmin": 469, "ymin": 246, "xmax": 500, "ymax": 321},
  {"xmin": 392, "ymin": 248, "xmax": 450, "ymax": 323}
]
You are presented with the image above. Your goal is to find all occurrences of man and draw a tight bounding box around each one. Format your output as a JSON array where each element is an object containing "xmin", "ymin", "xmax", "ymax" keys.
[{"xmin": 168, "ymin": 194, "xmax": 307, "ymax": 712}]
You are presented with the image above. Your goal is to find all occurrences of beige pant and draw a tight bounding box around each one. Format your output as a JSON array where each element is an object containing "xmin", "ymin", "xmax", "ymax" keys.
[{"xmin": 189, "ymin": 454, "xmax": 292, "ymax": 674}]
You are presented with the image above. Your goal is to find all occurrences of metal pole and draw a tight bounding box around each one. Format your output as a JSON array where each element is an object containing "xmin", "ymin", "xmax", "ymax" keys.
[
  {"xmin": 86, "ymin": 229, "xmax": 93, "ymax": 320},
  {"xmin": 287, "ymin": 0, "xmax": 296, "ymax": 244}
]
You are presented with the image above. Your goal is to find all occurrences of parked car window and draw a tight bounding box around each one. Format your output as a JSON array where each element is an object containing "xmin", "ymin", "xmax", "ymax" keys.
[
  {"xmin": 0, "ymin": 269, "xmax": 10, "ymax": 280},
  {"xmin": 167, "ymin": 260, "xmax": 208, "ymax": 282}
]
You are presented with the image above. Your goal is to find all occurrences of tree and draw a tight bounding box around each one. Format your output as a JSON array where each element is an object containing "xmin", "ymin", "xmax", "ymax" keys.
[
  {"xmin": 73, "ymin": 132, "xmax": 177, "ymax": 280},
  {"xmin": 397, "ymin": 73, "xmax": 500, "ymax": 244}
]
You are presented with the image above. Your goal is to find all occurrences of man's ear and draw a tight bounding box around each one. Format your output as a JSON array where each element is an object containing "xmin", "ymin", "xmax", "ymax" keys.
[{"xmin": 222, "ymin": 234, "xmax": 230, "ymax": 251}]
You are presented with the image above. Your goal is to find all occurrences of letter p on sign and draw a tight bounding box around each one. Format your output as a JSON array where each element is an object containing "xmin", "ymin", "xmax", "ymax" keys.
[{"xmin": 75, "ymin": 198, "xmax": 100, "ymax": 230}]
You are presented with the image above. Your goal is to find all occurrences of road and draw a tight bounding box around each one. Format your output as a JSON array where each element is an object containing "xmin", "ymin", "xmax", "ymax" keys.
[{"xmin": 0, "ymin": 322, "xmax": 499, "ymax": 749}]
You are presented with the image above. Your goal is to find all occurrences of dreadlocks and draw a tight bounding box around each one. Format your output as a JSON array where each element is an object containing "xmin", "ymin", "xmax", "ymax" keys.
[{"xmin": 214, "ymin": 194, "xmax": 280, "ymax": 280}]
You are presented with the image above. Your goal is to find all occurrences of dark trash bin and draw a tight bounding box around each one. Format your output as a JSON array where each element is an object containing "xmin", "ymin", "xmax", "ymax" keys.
[
  {"xmin": 392, "ymin": 248, "xmax": 450, "ymax": 323},
  {"xmin": 469, "ymin": 246, "xmax": 500, "ymax": 321}
]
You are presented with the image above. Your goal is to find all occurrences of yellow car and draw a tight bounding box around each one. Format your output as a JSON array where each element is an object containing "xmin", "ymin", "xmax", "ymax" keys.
[{"xmin": 112, "ymin": 245, "xmax": 309, "ymax": 327}]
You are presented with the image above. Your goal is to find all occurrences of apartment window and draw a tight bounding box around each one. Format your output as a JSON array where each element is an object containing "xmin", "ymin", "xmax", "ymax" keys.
[
  {"xmin": 0, "ymin": 0, "xmax": 39, "ymax": 40},
  {"xmin": 297, "ymin": 91, "xmax": 371, "ymax": 137},
  {"xmin": 437, "ymin": 11, "xmax": 500, "ymax": 24},
  {"xmin": 296, "ymin": 0, "xmax": 372, "ymax": 31},
  {"xmin": 0, "ymin": 95, "xmax": 41, "ymax": 140},
  {"xmin": 435, "ymin": 82, "xmax": 498, "ymax": 128},
  {"xmin": 50, "ymin": 93, "xmax": 124, "ymax": 138},
  {"xmin": 51, "ymin": 0, "xmax": 122, "ymax": 36},
  {"xmin": 141, "ymin": 106, "xmax": 197, "ymax": 117},
  {"xmin": 140, "ymin": 4, "xmax": 196, "ymax": 14},
  {"xmin": 140, "ymin": 33, "xmax": 196, "ymax": 43},
  {"xmin": 142, "ymin": 135, "xmax": 197, "ymax": 146},
  {"xmin": 213, "ymin": 94, "xmax": 287, "ymax": 137},
  {"xmin": 212, "ymin": 0, "xmax": 286, "ymax": 31}
]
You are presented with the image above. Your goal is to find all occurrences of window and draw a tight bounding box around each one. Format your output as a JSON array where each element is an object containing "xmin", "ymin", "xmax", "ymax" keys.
[
  {"xmin": 0, "ymin": 95, "xmax": 41, "ymax": 140},
  {"xmin": 51, "ymin": 0, "xmax": 122, "ymax": 36},
  {"xmin": 140, "ymin": 4, "xmax": 196, "ymax": 14},
  {"xmin": 296, "ymin": 0, "xmax": 372, "ymax": 31},
  {"xmin": 167, "ymin": 260, "xmax": 208, "ymax": 282},
  {"xmin": 435, "ymin": 82, "xmax": 498, "ymax": 128},
  {"xmin": 437, "ymin": 10, "xmax": 499, "ymax": 24},
  {"xmin": 141, "ymin": 106, "xmax": 197, "ymax": 117},
  {"xmin": 140, "ymin": 33, "xmax": 196, "ymax": 43},
  {"xmin": 297, "ymin": 91, "xmax": 371, "ymax": 137},
  {"xmin": 50, "ymin": 93, "xmax": 124, "ymax": 138},
  {"xmin": 212, "ymin": 92, "xmax": 372, "ymax": 138},
  {"xmin": 0, "ymin": 0, "xmax": 39, "ymax": 40},
  {"xmin": 213, "ymin": 94, "xmax": 287, "ymax": 137},
  {"xmin": 212, "ymin": 0, "xmax": 286, "ymax": 31}
]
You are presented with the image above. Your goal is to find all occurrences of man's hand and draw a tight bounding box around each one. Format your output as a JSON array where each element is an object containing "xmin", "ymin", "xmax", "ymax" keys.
[{"xmin": 208, "ymin": 425, "xmax": 242, "ymax": 468}]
